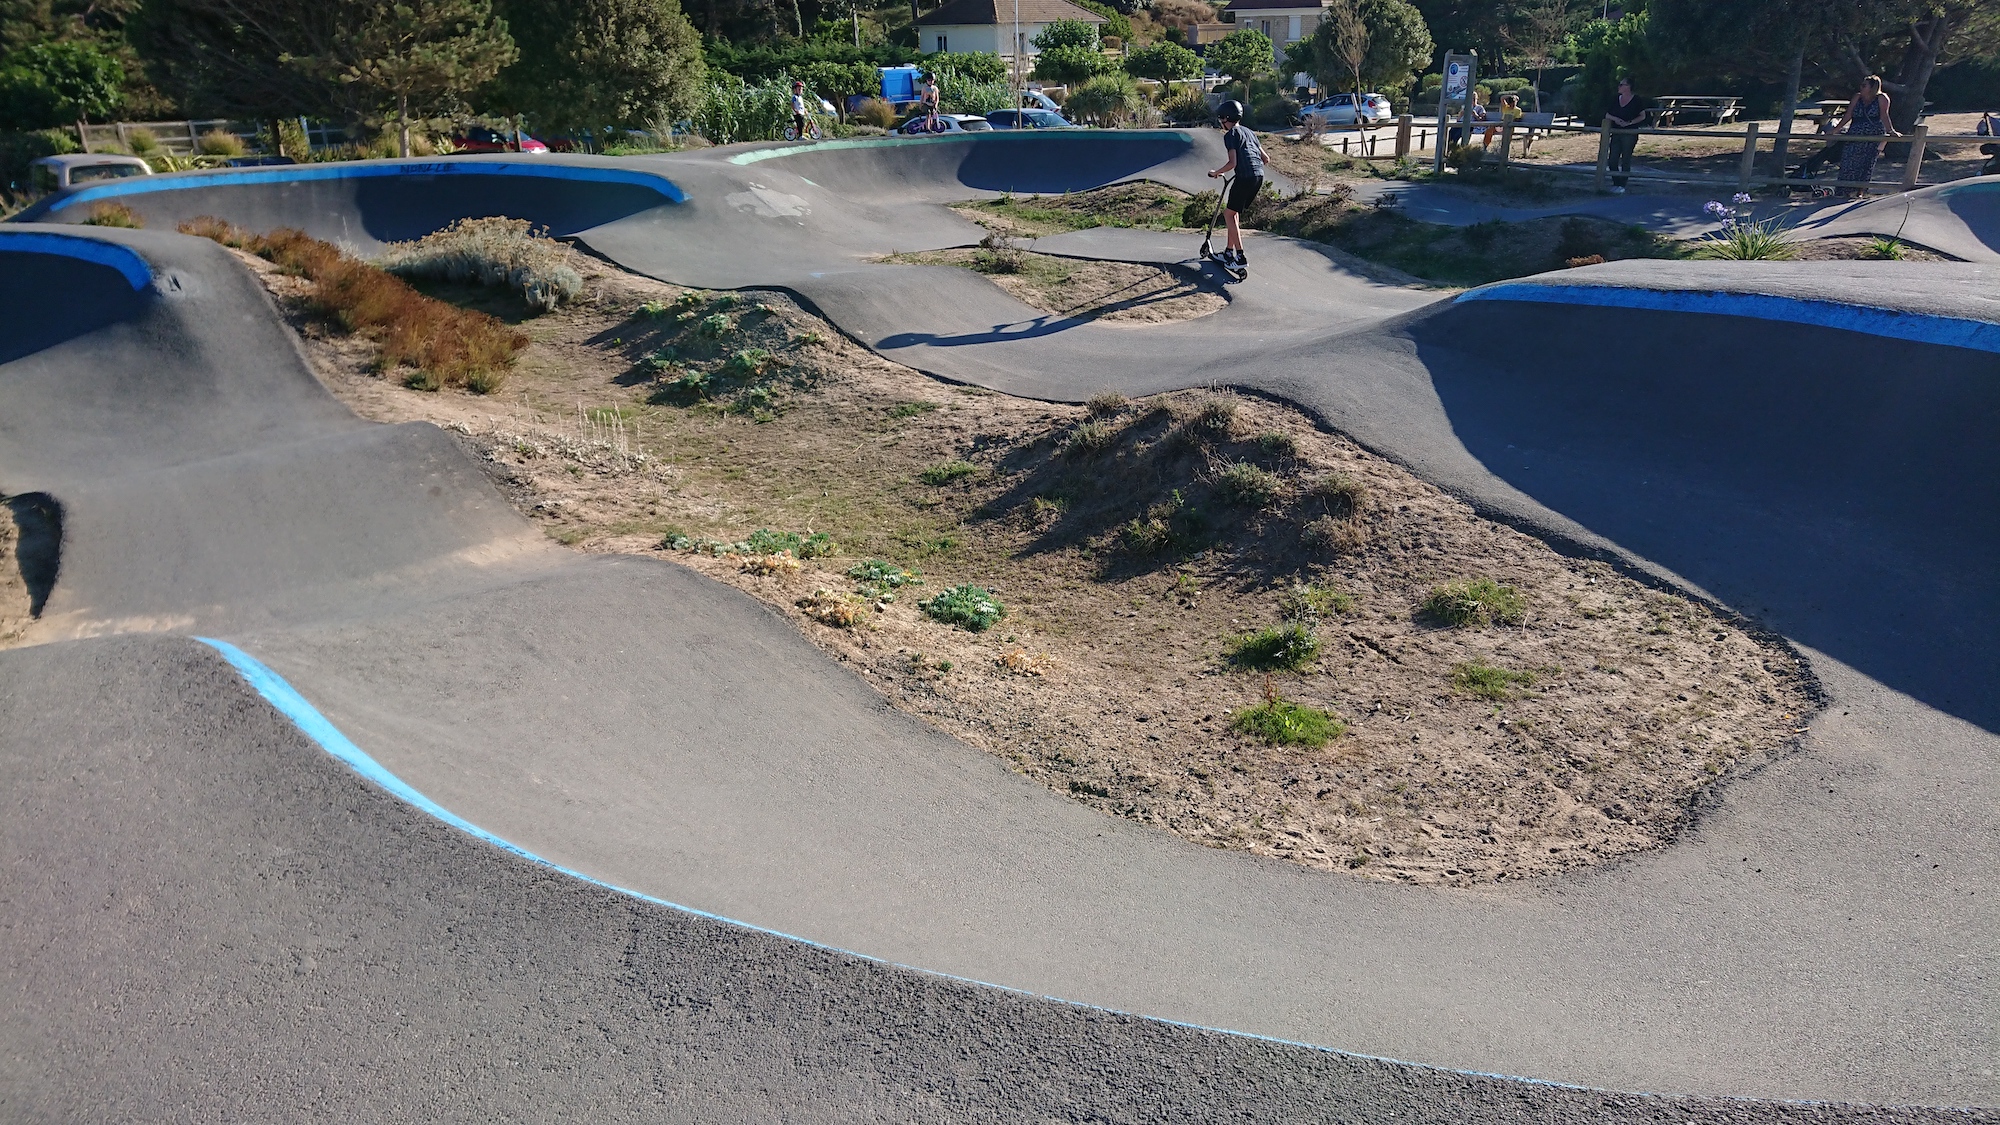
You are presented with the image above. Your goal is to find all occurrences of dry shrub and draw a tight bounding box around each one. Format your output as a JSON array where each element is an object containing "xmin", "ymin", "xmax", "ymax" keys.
[
  {"xmin": 378, "ymin": 217, "xmax": 584, "ymax": 312},
  {"xmin": 81, "ymin": 201, "xmax": 143, "ymax": 228},
  {"xmin": 1565, "ymin": 254, "xmax": 1605, "ymax": 268},
  {"xmin": 741, "ymin": 550, "xmax": 803, "ymax": 576},
  {"xmin": 998, "ymin": 649, "xmax": 1056, "ymax": 675},
  {"xmin": 179, "ymin": 217, "xmax": 527, "ymax": 393},
  {"xmin": 195, "ymin": 129, "xmax": 246, "ymax": 157},
  {"xmin": 854, "ymin": 97, "xmax": 897, "ymax": 128},
  {"xmin": 798, "ymin": 589, "xmax": 867, "ymax": 627},
  {"xmin": 1303, "ymin": 514, "xmax": 1368, "ymax": 554}
]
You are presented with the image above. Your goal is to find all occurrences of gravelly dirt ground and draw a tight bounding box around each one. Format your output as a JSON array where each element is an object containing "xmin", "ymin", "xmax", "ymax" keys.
[{"xmin": 238, "ymin": 245, "xmax": 1817, "ymax": 887}]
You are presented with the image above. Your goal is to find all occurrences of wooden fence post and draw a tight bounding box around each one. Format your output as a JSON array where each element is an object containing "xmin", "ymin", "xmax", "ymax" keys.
[
  {"xmin": 1394, "ymin": 114, "xmax": 1412, "ymax": 158},
  {"xmin": 1498, "ymin": 120, "xmax": 1514, "ymax": 165},
  {"xmin": 1737, "ymin": 120, "xmax": 1761, "ymax": 190},
  {"xmin": 1593, "ymin": 119, "xmax": 1611, "ymax": 192},
  {"xmin": 1902, "ymin": 124, "xmax": 1929, "ymax": 192}
]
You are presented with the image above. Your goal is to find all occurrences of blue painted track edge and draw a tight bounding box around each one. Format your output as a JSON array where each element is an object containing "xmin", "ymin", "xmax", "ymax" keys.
[
  {"xmin": 0, "ymin": 230, "xmax": 152, "ymax": 288},
  {"xmin": 195, "ymin": 634, "xmax": 1898, "ymax": 1111},
  {"xmin": 1459, "ymin": 282, "xmax": 2000, "ymax": 355},
  {"xmin": 43, "ymin": 159, "xmax": 687, "ymax": 213}
]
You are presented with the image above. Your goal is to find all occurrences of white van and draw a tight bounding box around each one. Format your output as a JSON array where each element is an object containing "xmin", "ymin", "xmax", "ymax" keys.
[{"xmin": 28, "ymin": 153, "xmax": 153, "ymax": 194}]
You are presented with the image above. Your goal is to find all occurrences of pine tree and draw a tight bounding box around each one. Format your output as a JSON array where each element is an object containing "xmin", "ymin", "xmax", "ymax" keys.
[
  {"xmin": 339, "ymin": 0, "xmax": 516, "ymax": 157},
  {"xmin": 490, "ymin": 0, "xmax": 706, "ymax": 139}
]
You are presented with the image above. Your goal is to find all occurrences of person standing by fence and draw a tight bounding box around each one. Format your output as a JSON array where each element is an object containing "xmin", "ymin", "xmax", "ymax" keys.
[
  {"xmin": 1835, "ymin": 76, "xmax": 1898, "ymax": 198},
  {"xmin": 1603, "ymin": 78, "xmax": 1645, "ymax": 194}
]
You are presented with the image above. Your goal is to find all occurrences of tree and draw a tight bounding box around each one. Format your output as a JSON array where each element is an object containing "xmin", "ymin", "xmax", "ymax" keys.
[
  {"xmin": 0, "ymin": 40, "xmax": 122, "ymax": 135},
  {"xmin": 1206, "ymin": 26, "xmax": 1273, "ymax": 87},
  {"xmin": 337, "ymin": 0, "xmax": 516, "ymax": 157},
  {"xmin": 1830, "ymin": 1, "xmax": 2000, "ymax": 135},
  {"xmin": 1031, "ymin": 44, "xmax": 1110, "ymax": 85},
  {"xmin": 928, "ymin": 50, "xmax": 1007, "ymax": 84},
  {"xmin": 1325, "ymin": 0, "xmax": 1368, "ymax": 92},
  {"xmin": 1505, "ymin": 0, "xmax": 1575, "ymax": 110},
  {"xmin": 491, "ymin": 0, "xmax": 705, "ymax": 137},
  {"xmin": 1031, "ymin": 23, "xmax": 1109, "ymax": 88},
  {"xmin": 1285, "ymin": 0, "xmax": 1429, "ymax": 95},
  {"xmin": 1031, "ymin": 18, "xmax": 1099, "ymax": 52},
  {"xmin": 133, "ymin": 0, "xmax": 364, "ymax": 121},
  {"xmin": 1124, "ymin": 41, "xmax": 1203, "ymax": 82}
]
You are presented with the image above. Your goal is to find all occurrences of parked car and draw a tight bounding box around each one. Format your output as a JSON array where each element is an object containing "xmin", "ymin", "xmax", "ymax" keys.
[
  {"xmin": 897, "ymin": 113, "xmax": 992, "ymax": 135},
  {"xmin": 1299, "ymin": 92, "xmax": 1393, "ymax": 128},
  {"xmin": 981, "ymin": 109, "xmax": 1078, "ymax": 130},
  {"xmin": 27, "ymin": 153, "xmax": 151, "ymax": 194},
  {"xmin": 449, "ymin": 126, "xmax": 549, "ymax": 153}
]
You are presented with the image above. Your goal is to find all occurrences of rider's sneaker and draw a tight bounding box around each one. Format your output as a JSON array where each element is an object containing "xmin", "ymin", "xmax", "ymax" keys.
[{"xmin": 1231, "ymin": 249, "xmax": 1248, "ymax": 268}]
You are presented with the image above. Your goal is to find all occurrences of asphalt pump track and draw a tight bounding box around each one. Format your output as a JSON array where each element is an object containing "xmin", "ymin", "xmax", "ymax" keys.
[{"xmin": 2, "ymin": 134, "xmax": 1995, "ymax": 1123}]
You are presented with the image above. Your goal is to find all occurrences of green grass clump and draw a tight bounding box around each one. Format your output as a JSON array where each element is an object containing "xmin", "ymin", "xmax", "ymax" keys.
[
  {"xmin": 1301, "ymin": 473, "xmax": 1365, "ymax": 518},
  {"xmin": 887, "ymin": 400, "xmax": 939, "ymax": 419},
  {"xmin": 1233, "ymin": 693, "xmax": 1345, "ymax": 747},
  {"xmin": 697, "ymin": 312, "xmax": 732, "ymax": 338},
  {"xmin": 1256, "ymin": 431, "xmax": 1299, "ymax": 459},
  {"xmin": 745, "ymin": 528, "xmax": 835, "ymax": 558},
  {"xmin": 1280, "ymin": 582, "xmax": 1354, "ymax": 622},
  {"xmin": 1862, "ymin": 236, "xmax": 1906, "ymax": 261},
  {"xmin": 1192, "ymin": 396, "xmax": 1236, "ymax": 432},
  {"xmin": 1421, "ymin": 578, "xmax": 1526, "ymax": 627},
  {"xmin": 1086, "ymin": 392, "xmax": 1127, "ymax": 417},
  {"xmin": 1689, "ymin": 216, "xmax": 1799, "ymax": 261},
  {"xmin": 1451, "ymin": 659, "xmax": 1536, "ymax": 701},
  {"xmin": 919, "ymin": 584, "xmax": 1005, "ymax": 631},
  {"xmin": 1064, "ymin": 420, "xmax": 1117, "ymax": 456},
  {"xmin": 919, "ymin": 459, "xmax": 979, "ymax": 485},
  {"xmin": 1218, "ymin": 462, "xmax": 1280, "ymax": 508},
  {"xmin": 1230, "ymin": 622, "xmax": 1320, "ymax": 671}
]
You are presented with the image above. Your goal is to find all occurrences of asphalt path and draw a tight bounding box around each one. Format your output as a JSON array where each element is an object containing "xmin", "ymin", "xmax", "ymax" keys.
[{"xmin": 3, "ymin": 137, "xmax": 1995, "ymax": 1119}]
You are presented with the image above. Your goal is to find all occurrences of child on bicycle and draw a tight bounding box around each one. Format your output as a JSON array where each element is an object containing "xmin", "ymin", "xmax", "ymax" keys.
[
  {"xmin": 1207, "ymin": 99, "xmax": 1263, "ymax": 271},
  {"xmin": 921, "ymin": 72, "xmax": 941, "ymax": 130},
  {"xmin": 791, "ymin": 80, "xmax": 811, "ymax": 139}
]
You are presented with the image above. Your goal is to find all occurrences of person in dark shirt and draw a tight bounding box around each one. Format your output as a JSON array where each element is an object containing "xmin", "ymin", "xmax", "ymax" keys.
[
  {"xmin": 1603, "ymin": 77, "xmax": 1645, "ymax": 193},
  {"xmin": 1207, "ymin": 99, "xmax": 1264, "ymax": 271}
]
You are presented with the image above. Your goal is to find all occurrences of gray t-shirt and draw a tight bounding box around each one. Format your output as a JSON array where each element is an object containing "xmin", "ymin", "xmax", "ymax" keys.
[{"xmin": 1224, "ymin": 123, "xmax": 1265, "ymax": 178}]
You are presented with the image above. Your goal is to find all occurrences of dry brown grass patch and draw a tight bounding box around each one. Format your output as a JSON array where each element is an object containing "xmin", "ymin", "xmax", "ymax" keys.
[{"xmin": 181, "ymin": 217, "xmax": 527, "ymax": 392}]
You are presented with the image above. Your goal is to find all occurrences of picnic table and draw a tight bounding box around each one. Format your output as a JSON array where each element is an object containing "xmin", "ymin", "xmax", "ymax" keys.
[{"xmin": 1648, "ymin": 95, "xmax": 1741, "ymax": 126}]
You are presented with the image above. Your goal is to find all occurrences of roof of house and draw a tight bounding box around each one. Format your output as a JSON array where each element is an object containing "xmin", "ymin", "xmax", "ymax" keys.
[
  {"xmin": 1223, "ymin": 0, "xmax": 1329, "ymax": 10},
  {"xmin": 916, "ymin": 0, "xmax": 1106, "ymax": 26}
]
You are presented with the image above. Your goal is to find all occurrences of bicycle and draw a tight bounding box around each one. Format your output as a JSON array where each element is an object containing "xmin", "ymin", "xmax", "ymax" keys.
[{"xmin": 783, "ymin": 116, "xmax": 824, "ymax": 142}]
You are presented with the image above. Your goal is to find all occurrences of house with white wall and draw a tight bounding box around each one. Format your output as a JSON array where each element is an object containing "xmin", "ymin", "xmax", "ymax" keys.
[
  {"xmin": 915, "ymin": 0, "xmax": 1107, "ymax": 60},
  {"xmin": 1221, "ymin": 0, "xmax": 1329, "ymax": 67}
]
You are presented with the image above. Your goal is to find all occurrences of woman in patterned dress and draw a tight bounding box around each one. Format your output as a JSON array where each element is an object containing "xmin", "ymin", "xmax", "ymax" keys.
[{"xmin": 1835, "ymin": 75, "xmax": 1899, "ymax": 197}]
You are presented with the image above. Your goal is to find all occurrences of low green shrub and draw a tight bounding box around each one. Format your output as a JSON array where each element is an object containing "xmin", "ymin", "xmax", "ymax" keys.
[
  {"xmin": 1451, "ymin": 659, "xmax": 1536, "ymax": 701},
  {"xmin": 722, "ymin": 347, "xmax": 773, "ymax": 377},
  {"xmin": 1689, "ymin": 216, "xmax": 1798, "ymax": 261},
  {"xmin": 1192, "ymin": 396, "xmax": 1236, "ymax": 432},
  {"xmin": 920, "ymin": 584, "xmax": 1005, "ymax": 631},
  {"xmin": 1233, "ymin": 692, "xmax": 1344, "ymax": 747},
  {"xmin": 846, "ymin": 559, "xmax": 923, "ymax": 601},
  {"xmin": 1218, "ymin": 462, "xmax": 1279, "ymax": 508},
  {"xmin": 1230, "ymin": 622, "xmax": 1319, "ymax": 671},
  {"xmin": 887, "ymin": 400, "xmax": 939, "ymax": 419},
  {"xmin": 1279, "ymin": 582, "xmax": 1353, "ymax": 623},
  {"xmin": 1301, "ymin": 472, "xmax": 1364, "ymax": 518},
  {"xmin": 1256, "ymin": 431, "xmax": 1299, "ymax": 459},
  {"xmin": 697, "ymin": 313, "xmax": 732, "ymax": 338},
  {"xmin": 1421, "ymin": 577, "xmax": 1526, "ymax": 627},
  {"xmin": 1181, "ymin": 189, "xmax": 1220, "ymax": 229}
]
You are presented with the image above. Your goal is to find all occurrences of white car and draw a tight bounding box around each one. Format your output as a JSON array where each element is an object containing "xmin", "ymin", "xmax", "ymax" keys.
[
  {"xmin": 1299, "ymin": 92, "xmax": 1393, "ymax": 128},
  {"xmin": 28, "ymin": 153, "xmax": 152, "ymax": 194}
]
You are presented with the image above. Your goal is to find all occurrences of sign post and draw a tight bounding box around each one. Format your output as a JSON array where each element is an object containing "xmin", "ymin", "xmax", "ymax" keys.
[{"xmin": 1434, "ymin": 50, "xmax": 1478, "ymax": 174}]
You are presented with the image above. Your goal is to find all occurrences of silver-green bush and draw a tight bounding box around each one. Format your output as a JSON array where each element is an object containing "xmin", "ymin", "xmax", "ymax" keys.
[{"xmin": 379, "ymin": 217, "xmax": 585, "ymax": 313}]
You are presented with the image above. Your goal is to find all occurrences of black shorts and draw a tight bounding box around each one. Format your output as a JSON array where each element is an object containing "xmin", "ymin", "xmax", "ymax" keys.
[{"xmin": 1225, "ymin": 174, "xmax": 1262, "ymax": 213}]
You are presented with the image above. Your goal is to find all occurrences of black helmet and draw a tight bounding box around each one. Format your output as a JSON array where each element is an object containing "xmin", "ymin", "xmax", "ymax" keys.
[{"xmin": 1218, "ymin": 99, "xmax": 1244, "ymax": 121}]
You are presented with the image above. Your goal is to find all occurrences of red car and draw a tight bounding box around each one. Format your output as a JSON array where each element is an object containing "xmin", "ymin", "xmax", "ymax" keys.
[{"xmin": 450, "ymin": 126, "xmax": 549, "ymax": 153}]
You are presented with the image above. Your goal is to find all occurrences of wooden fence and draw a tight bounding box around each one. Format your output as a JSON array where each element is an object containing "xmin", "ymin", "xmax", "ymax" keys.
[
  {"xmin": 79, "ymin": 119, "xmax": 347, "ymax": 155},
  {"xmin": 1315, "ymin": 115, "xmax": 1988, "ymax": 196}
]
